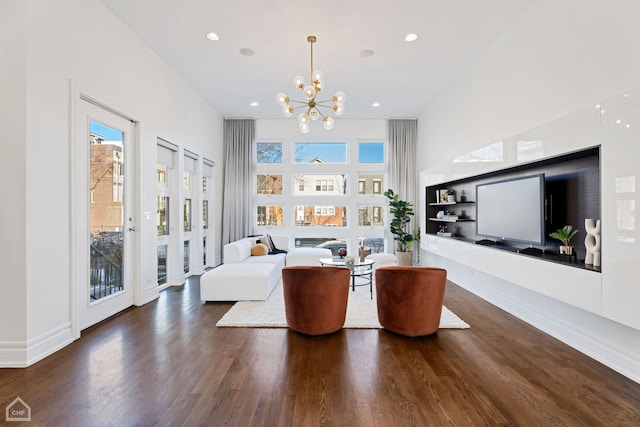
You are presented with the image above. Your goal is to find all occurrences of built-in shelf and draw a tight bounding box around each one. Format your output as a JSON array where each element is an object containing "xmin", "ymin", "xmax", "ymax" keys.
[
  {"xmin": 428, "ymin": 201, "xmax": 475, "ymax": 206},
  {"xmin": 425, "ymin": 146, "xmax": 600, "ymax": 271},
  {"xmin": 428, "ymin": 218, "xmax": 475, "ymax": 223}
]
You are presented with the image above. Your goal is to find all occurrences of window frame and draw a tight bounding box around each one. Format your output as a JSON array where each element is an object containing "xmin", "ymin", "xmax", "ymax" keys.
[{"xmin": 254, "ymin": 137, "xmax": 387, "ymax": 253}]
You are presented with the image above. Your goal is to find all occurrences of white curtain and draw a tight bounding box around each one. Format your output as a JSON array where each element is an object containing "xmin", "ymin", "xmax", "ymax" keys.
[
  {"xmin": 222, "ymin": 119, "xmax": 254, "ymax": 244},
  {"xmin": 388, "ymin": 119, "xmax": 419, "ymax": 234}
]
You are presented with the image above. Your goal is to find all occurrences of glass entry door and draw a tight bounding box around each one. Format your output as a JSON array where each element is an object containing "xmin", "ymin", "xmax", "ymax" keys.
[{"xmin": 76, "ymin": 99, "xmax": 136, "ymax": 330}]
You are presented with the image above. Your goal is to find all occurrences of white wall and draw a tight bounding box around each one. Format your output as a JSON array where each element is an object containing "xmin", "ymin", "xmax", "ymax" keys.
[
  {"xmin": 418, "ymin": 0, "xmax": 640, "ymax": 382},
  {"xmin": 0, "ymin": 0, "xmax": 28, "ymax": 345},
  {"xmin": 0, "ymin": 0, "xmax": 224, "ymax": 367},
  {"xmin": 419, "ymin": 0, "xmax": 640, "ymax": 166}
]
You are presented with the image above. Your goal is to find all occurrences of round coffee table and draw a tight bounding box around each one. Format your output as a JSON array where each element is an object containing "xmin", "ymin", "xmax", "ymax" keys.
[{"xmin": 319, "ymin": 258, "xmax": 375, "ymax": 299}]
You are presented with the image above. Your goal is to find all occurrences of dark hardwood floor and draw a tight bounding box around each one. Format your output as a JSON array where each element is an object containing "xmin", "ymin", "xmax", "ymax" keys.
[{"xmin": 2, "ymin": 275, "xmax": 640, "ymax": 426}]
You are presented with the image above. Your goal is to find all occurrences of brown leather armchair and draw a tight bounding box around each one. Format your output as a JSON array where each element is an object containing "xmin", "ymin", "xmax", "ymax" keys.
[
  {"xmin": 282, "ymin": 266, "xmax": 351, "ymax": 335},
  {"xmin": 375, "ymin": 266, "xmax": 447, "ymax": 336}
]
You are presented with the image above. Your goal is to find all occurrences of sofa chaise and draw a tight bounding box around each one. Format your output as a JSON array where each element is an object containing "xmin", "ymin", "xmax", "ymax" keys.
[{"xmin": 200, "ymin": 235, "xmax": 332, "ymax": 301}]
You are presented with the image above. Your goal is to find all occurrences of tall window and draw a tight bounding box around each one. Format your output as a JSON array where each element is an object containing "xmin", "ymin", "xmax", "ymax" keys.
[
  {"xmin": 157, "ymin": 196, "xmax": 169, "ymax": 236},
  {"xmin": 203, "ymin": 159, "xmax": 214, "ymax": 268},
  {"xmin": 183, "ymin": 241, "xmax": 190, "ymax": 273},
  {"xmin": 183, "ymin": 199, "xmax": 191, "ymax": 232},
  {"xmin": 157, "ymin": 245, "xmax": 167, "ymax": 285},
  {"xmin": 183, "ymin": 172, "xmax": 190, "ymax": 191},
  {"xmin": 157, "ymin": 141, "xmax": 175, "ymax": 287},
  {"xmin": 254, "ymin": 139, "xmax": 386, "ymax": 253},
  {"xmin": 202, "ymin": 236, "xmax": 207, "ymax": 265},
  {"xmin": 157, "ymin": 164, "xmax": 167, "ymax": 187},
  {"xmin": 202, "ymin": 200, "xmax": 208, "ymax": 230}
]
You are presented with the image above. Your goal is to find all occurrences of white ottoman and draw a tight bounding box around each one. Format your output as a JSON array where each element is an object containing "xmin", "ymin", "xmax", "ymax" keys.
[
  {"xmin": 366, "ymin": 253, "xmax": 397, "ymax": 269},
  {"xmin": 200, "ymin": 263, "xmax": 280, "ymax": 301},
  {"xmin": 286, "ymin": 247, "xmax": 333, "ymax": 266}
]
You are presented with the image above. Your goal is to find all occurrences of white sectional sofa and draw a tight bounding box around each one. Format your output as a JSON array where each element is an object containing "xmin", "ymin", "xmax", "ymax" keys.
[{"xmin": 200, "ymin": 235, "xmax": 332, "ymax": 301}]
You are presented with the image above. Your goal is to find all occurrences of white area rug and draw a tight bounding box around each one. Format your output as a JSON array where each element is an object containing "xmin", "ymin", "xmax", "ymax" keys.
[{"xmin": 216, "ymin": 283, "xmax": 470, "ymax": 329}]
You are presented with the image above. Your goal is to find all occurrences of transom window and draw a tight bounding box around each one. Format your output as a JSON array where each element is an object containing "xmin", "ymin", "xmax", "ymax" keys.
[
  {"xmin": 358, "ymin": 142, "xmax": 384, "ymax": 163},
  {"xmin": 294, "ymin": 142, "xmax": 347, "ymax": 163},
  {"xmin": 257, "ymin": 142, "xmax": 283, "ymax": 163}
]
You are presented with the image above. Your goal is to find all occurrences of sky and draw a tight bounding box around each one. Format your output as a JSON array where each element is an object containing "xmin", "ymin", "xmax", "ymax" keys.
[
  {"xmin": 90, "ymin": 121, "xmax": 123, "ymax": 141},
  {"xmin": 294, "ymin": 142, "xmax": 384, "ymax": 163}
]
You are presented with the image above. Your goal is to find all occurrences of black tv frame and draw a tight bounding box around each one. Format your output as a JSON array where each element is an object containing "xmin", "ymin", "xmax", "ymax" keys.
[{"xmin": 475, "ymin": 173, "xmax": 546, "ymax": 248}]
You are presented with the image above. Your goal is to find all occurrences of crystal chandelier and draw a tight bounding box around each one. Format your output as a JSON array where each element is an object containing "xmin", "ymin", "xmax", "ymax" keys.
[{"xmin": 276, "ymin": 35, "xmax": 346, "ymax": 133}]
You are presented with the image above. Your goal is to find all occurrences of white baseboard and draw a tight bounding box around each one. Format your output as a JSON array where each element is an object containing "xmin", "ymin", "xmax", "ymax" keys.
[
  {"xmin": 425, "ymin": 251, "xmax": 640, "ymax": 384},
  {"xmin": 0, "ymin": 323, "xmax": 73, "ymax": 368},
  {"xmin": 142, "ymin": 285, "xmax": 160, "ymax": 305}
]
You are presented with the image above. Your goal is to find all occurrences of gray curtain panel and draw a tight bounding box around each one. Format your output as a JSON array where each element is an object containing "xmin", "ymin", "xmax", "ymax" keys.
[
  {"xmin": 222, "ymin": 119, "xmax": 255, "ymax": 245},
  {"xmin": 388, "ymin": 119, "xmax": 419, "ymax": 234}
]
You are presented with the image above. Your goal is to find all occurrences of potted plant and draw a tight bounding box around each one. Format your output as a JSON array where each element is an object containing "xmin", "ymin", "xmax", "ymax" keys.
[
  {"xmin": 549, "ymin": 225, "xmax": 579, "ymax": 255},
  {"xmin": 384, "ymin": 189, "xmax": 415, "ymax": 265}
]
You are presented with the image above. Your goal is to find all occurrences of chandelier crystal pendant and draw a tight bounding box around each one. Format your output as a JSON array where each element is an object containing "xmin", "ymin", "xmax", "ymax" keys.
[{"xmin": 276, "ymin": 35, "xmax": 346, "ymax": 133}]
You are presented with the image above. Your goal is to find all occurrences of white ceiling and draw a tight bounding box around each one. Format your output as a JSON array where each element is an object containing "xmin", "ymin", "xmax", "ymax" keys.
[{"xmin": 98, "ymin": 0, "xmax": 537, "ymax": 120}]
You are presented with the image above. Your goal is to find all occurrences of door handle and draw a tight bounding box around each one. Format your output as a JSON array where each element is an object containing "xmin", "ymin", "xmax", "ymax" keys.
[{"xmin": 128, "ymin": 227, "xmax": 137, "ymax": 232}]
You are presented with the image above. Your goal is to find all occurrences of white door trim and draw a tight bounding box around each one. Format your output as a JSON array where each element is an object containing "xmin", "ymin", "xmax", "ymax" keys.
[{"xmin": 70, "ymin": 83, "xmax": 142, "ymax": 339}]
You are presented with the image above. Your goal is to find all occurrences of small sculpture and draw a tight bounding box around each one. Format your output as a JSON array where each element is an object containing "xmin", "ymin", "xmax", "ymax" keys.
[
  {"xmin": 358, "ymin": 238, "xmax": 370, "ymax": 262},
  {"xmin": 584, "ymin": 219, "xmax": 601, "ymax": 267}
]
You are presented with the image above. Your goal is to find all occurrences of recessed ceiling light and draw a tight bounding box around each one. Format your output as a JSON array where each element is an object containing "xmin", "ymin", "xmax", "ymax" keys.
[
  {"xmin": 205, "ymin": 32, "xmax": 220, "ymax": 41},
  {"xmin": 372, "ymin": 102, "xmax": 381, "ymax": 107},
  {"xmin": 239, "ymin": 48, "xmax": 255, "ymax": 56},
  {"xmin": 360, "ymin": 49, "xmax": 374, "ymax": 58},
  {"xmin": 404, "ymin": 33, "xmax": 418, "ymax": 42},
  {"xmin": 250, "ymin": 101, "xmax": 259, "ymax": 107}
]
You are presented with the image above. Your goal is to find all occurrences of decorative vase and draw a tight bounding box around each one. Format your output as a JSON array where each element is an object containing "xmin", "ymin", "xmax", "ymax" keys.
[
  {"xmin": 344, "ymin": 256, "xmax": 355, "ymax": 270},
  {"xmin": 396, "ymin": 251, "xmax": 413, "ymax": 266},
  {"xmin": 585, "ymin": 218, "xmax": 601, "ymax": 267}
]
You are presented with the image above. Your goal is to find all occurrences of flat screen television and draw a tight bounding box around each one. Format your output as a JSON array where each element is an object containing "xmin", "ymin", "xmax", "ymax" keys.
[{"xmin": 476, "ymin": 174, "xmax": 545, "ymax": 246}]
